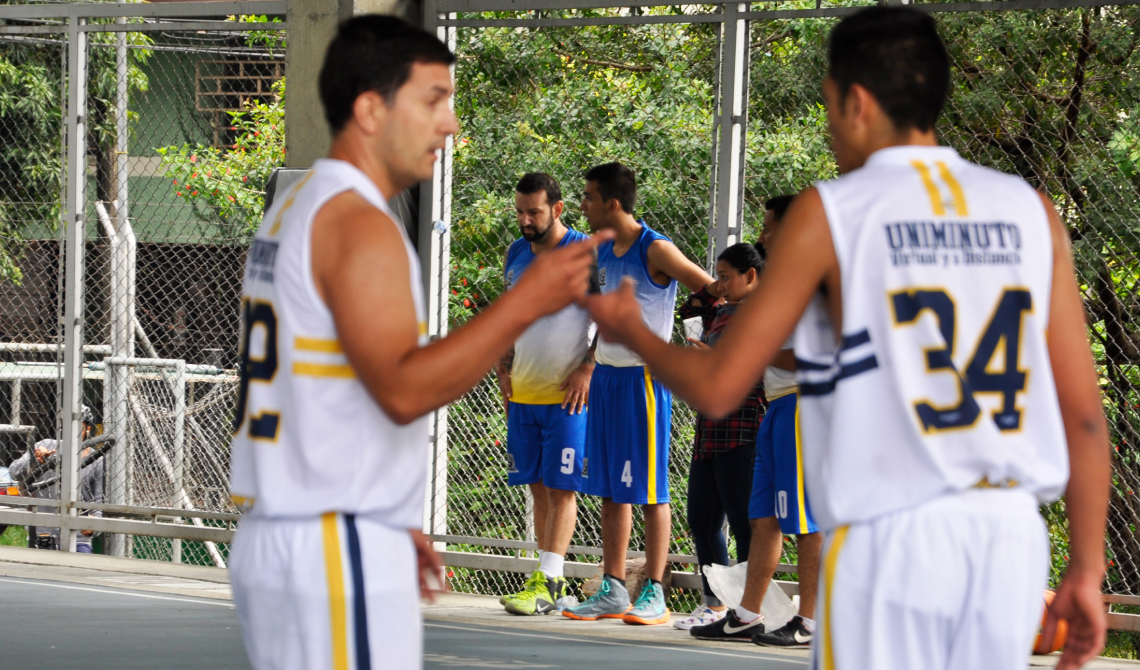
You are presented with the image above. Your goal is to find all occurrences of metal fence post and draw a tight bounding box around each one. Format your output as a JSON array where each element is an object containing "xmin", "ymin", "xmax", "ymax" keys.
[
  {"xmin": 419, "ymin": 0, "xmax": 453, "ymax": 546},
  {"xmin": 59, "ymin": 15, "xmax": 88, "ymax": 552},
  {"xmin": 709, "ymin": 3, "xmax": 749, "ymax": 262}
]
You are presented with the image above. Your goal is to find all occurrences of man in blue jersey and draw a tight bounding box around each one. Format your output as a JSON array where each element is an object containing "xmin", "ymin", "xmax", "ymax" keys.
[
  {"xmin": 495, "ymin": 172, "xmax": 594, "ymax": 615},
  {"xmin": 563, "ymin": 162, "xmax": 721, "ymax": 626}
]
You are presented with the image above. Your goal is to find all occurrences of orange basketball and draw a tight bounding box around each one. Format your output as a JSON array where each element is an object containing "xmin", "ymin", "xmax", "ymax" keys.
[{"xmin": 1033, "ymin": 589, "xmax": 1068, "ymax": 654}]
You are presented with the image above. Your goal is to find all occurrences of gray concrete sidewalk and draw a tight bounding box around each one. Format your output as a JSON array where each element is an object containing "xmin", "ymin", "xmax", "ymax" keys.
[{"xmin": 1, "ymin": 545, "xmax": 1138, "ymax": 669}]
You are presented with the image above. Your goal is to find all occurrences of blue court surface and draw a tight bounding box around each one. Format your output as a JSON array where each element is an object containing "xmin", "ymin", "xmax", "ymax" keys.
[{"xmin": 0, "ymin": 576, "xmax": 807, "ymax": 669}]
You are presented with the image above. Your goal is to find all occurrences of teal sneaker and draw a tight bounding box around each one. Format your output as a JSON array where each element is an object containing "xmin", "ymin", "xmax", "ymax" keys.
[
  {"xmin": 562, "ymin": 574, "xmax": 631, "ymax": 620},
  {"xmin": 622, "ymin": 580, "xmax": 670, "ymax": 625}
]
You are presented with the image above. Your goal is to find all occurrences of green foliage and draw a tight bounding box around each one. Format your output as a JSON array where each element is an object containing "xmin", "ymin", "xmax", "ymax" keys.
[
  {"xmin": 0, "ymin": 4, "xmax": 152, "ymax": 283},
  {"xmin": 157, "ymin": 77, "xmax": 285, "ymax": 237},
  {"xmin": 0, "ymin": 524, "xmax": 26, "ymax": 547}
]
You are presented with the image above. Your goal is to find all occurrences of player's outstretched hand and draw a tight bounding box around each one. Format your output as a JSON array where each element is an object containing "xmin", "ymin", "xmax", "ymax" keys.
[
  {"xmin": 410, "ymin": 528, "xmax": 446, "ymax": 603},
  {"xmin": 1047, "ymin": 569, "xmax": 1106, "ymax": 669},
  {"xmin": 583, "ymin": 278, "xmax": 644, "ymax": 346},
  {"xmin": 514, "ymin": 231, "xmax": 613, "ymax": 319}
]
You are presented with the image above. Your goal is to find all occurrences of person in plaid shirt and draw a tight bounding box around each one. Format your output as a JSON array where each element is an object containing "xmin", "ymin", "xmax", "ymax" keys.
[{"xmin": 672, "ymin": 242, "xmax": 768, "ymax": 630}]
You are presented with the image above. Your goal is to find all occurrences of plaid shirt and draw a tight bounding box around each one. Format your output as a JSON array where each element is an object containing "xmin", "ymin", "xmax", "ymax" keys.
[{"xmin": 680, "ymin": 286, "xmax": 768, "ymax": 460}]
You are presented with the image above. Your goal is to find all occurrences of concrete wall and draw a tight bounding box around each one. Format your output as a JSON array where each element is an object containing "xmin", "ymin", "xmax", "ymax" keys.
[{"xmin": 284, "ymin": 0, "xmax": 423, "ymax": 168}]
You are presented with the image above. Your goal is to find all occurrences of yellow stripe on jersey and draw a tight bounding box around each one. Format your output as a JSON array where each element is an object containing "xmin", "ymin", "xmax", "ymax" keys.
[
  {"xmin": 910, "ymin": 161, "xmax": 947, "ymax": 216},
  {"xmin": 418, "ymin": 321, "xmax": 428, "ymax": 337},
  {"xmin": 268, "ymin": 171, "xmax": 315, "ymax": 236},
  {"xmin": 321, "ymin": 513, "xmax": 349, "ymax": 670},
  {"xmin": 293, "ymin": 362, "xmax": 356, "ymax": 379},
  {"xmin": 793, "ymin": 395, "xmax": 810, "ymax": 535},
  {"xmin": 644, "ymin": 368, "xmax": 658, "ymax": 505},
  {"xmin": 936, "ymin": 161, "xmax": 969, "ymax": 216},
  {"xmin": 822, "ymin": 525, "xmax": 851, "ymax": 670},
  {"xmin": 295, "ymin": 337, "xmax": 343, "ymax": 353},
  {"xmin": 230, "ymin": 494, "xmax": 255, "ymax": 510}
]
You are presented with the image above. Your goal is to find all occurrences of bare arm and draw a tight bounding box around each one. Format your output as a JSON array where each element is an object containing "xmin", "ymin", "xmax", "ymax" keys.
[
  {"xmin": 313, "ymin": 192, "xmax": 607, "ymax": 424},
  {"xmin": 1037, "ymin": 192, "xmax": 1110, "ymax": 670},
  {"xmin": 770, "ymin": 350, "xmax": 796, "ymax": 371},
  {"xmin": 645, "ymin": 238, "xmax": 718, "ymax": 294},
  {"xmin": 587, "ymin": 189, "xmax": 839, "ymax": 418}
]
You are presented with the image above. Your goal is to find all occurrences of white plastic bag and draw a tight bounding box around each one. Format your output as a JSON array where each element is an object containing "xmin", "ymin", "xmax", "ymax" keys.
[{"xmin": 704, "ymin": 562, "xmax": 798, "ymax": 630}]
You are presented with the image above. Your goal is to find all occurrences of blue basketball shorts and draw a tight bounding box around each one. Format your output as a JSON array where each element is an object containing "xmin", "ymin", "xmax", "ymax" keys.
[
  {"xmin": 583, "ymin": 364, "xmax": 672, "ymax": 505},
  {"xmin": 506, "ymin": 401, "xmax": 587, "ymax": 491},
  {"xmin": 749, "ymin": 392, "xmax": 818, "ymax": 534}
]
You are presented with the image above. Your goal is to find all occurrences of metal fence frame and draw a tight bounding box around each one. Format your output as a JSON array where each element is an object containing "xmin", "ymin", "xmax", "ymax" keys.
[
  {"xmin": 2, "ymin": 0, "xmax": 1139, "ymax": 631},
  {"xmin": 0, "ymin": 0, "xmax": 285, "ymax": 558}
]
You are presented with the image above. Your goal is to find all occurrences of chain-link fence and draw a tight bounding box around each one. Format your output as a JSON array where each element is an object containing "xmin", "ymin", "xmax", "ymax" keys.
[
  {"xmin": 432, "ymin": 1, "xmax": 1140, "ymax": 619},
  {"xmin": 2, "ymin": 0, "xmax": 1139, "ymax": 635},
  {"xmin": 0, "ymin": 4, "xmax": 285, "ymax": 567}
]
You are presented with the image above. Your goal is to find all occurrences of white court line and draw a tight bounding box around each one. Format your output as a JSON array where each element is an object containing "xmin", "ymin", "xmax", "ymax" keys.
[
  {"xmin": 0, "ymin": 576, "xmax": 235, "ymax": 608},
  {"xmin": 424, "ymin": 621, "xmax": 808, "ymax": 664}
]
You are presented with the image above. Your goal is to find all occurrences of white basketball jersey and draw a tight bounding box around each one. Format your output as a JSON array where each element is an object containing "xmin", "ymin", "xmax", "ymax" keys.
[
  {"xmin": 794, "ymin": 146, "xmax": 1069, "ymax": 531},
  {"xmin": 229, "ymin": 159, "xmax": 429, "ymax": 525}
]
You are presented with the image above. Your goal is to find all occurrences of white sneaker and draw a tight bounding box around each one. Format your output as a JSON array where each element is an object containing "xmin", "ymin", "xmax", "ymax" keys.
[{"xmin": 672, "ymin": 604, "xmax": 726, "ymax": 630}]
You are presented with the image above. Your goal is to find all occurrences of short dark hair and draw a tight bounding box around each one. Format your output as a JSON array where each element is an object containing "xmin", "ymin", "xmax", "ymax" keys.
[
  {"xmin": 828, "ymin": 7, "xmax": 950, "ymax": 133},
  {"xmin": 584, "ymin": 162, "xmax": 637, "ymax": 215},
  {"xmin": 765, "ymin": 195, "xmax": 794, "ymax": 223},
  {"xmin": 319, "ymin": 15, "xmax": 456, "ymax": 132},
  {"xmin": 515, "ymin": 172, "xmax": 562, "ymax": 206},
  {"xmin": 717, "ymin": 243, "xmax": 764, "ymax": 275}
]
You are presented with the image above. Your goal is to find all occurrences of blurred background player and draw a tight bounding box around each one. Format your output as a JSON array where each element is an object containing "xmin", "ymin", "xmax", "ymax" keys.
[
  {"xmin": 563, "ymin": 162, "xmax": 719, "ymax": 626},
  {"xmin": 691, "ymin": 195, "xmax": 822, "ymax": 646},
  {"xmin": 227, "ymin": 17, "xmax": 607, "ymax": 670},
  {"xmin": 672, "ymin": 242, "xmax": 766, "ymax": 631},
  {"xmin": 585, "ymin": 7, "xmax": 1109, "ymax": 669},
  {"xmin": 495, "ymin": 172, "xmax": 594, "ymax": 615}
]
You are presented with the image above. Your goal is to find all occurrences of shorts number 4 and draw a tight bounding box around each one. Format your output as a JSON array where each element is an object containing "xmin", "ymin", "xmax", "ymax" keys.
[{"xmin": 621, "ymin": 460, "xmax": 633, "ymax": 487}]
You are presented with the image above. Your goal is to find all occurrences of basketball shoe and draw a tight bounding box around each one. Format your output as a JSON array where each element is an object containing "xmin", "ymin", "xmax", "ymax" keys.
[
  {"xmin": 690, "ymin": 609, "xmax": 765, "ymax": 641},
  {"xmin": 505, "ymin": 570, "xmax": 567, "ymax": 616},
  {"xmin": 752, "ymin": 615, "xmax": 812, "ymax": 647},
  {"xmin": 673, "ymin": 604, "xmax": 726, "ymax": 630},
  {"xmin": 622, "ymin": 580, "xmax": 670, "ymax": 625},
  {"xmin": 562, "ymin": 575, "xmax": 631, "ymax": 620}
]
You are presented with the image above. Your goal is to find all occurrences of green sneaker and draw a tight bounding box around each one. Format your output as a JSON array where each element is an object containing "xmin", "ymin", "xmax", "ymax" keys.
[
  {"xmin": 500, "ymin": 570, "xmax": 542, "ymax": 607},
  {"xmin": 505, "ymin": 570, "xmax": 567, "ymax": 616}
]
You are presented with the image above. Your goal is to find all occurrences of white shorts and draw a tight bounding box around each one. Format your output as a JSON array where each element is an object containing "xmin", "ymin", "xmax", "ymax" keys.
[
  {"xmin": 813, "ymin": 488, "xmax": 1049, "ymax": 670},
  {"xmin": 230, "ymin": 513, "xmax": 421, "ymax": 670}
]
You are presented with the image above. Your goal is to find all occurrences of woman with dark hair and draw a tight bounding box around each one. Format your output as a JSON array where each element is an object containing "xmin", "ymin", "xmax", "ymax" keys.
[{"xmin": 672, "ymin": 242, "xmax": 767, "ymax": 630}]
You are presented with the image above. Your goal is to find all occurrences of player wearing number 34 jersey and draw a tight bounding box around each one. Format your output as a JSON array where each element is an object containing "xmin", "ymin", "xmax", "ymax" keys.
[{"xmin": 585, "ymin": 8, "xmax": 1110, "ymax": 670}]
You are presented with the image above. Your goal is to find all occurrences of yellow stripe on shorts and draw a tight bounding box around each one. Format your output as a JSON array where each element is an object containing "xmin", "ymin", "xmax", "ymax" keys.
[
  {"xmin": 793, "ymin": 395, "xmax": 810, "ymax": 535},
  {"xmin": 822, "ymin": 525, "xmax": 851, "ymax": 670},
  {"xmin": 321, "ymin": 513, "xmax": 349, "ymax": 670},
  {"xmin": 644, "ymin": 368, "xmax": 658, "ymax": 505}
]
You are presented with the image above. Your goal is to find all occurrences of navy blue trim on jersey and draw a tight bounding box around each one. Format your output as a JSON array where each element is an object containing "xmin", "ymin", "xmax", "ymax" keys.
[
  {"xmin": 344, "ymin": 514, "xmax": 372, "ymax": 670},
  {"xmin": 800, "ymin": 355, "xmax": 879, "ymax": 397},
  {"xmin": 841, "ymin": 329, "xmax": 871, "ymax": 350},
  {"xmin": 797, "ymin": 328, "xmax": 879, "ymax": 398},
  {"xmin": 795, "ymin": 358, "xmax": 832, "ymax": 372}
]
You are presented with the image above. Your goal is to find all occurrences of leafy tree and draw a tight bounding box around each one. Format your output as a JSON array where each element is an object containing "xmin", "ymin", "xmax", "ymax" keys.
[{"xmin": 0, "ymin": 2, "xmax": 153, "ymax": 282}]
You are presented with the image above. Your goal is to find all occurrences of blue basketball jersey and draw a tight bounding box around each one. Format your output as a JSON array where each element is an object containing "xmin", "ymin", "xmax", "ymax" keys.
[
  {"xmin": 595, "ymin": 224, "xmax": 678, "ymax": 367},
  {"xmin": 503, "ymin": 228, "xmax": 593, "ymax": 404}
]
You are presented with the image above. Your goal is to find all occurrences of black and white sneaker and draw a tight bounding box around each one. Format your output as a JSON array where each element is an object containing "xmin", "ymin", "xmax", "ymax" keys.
[
  {"xmin": 752, "ymin": 615, "xmax": 812, "ymax": 647},
  {"xmin": 690, "ymin": 609, "xmax": 765, "ymax": 641}
]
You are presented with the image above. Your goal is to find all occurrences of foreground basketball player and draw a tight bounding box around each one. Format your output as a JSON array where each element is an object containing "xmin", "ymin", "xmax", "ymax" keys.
[
  {"xmin": 586, "ymin": 8, "xmax": 1108, "ymax": 669},
  {"xmin": 227, "ymin": 17, "xmax": 607, "ymax": 670}
]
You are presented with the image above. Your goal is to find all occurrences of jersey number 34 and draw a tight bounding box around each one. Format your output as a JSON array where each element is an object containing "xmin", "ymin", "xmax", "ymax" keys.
[{"xmin": 891, "ymin": 288, "xmax": 1032, "ymax": 433}]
